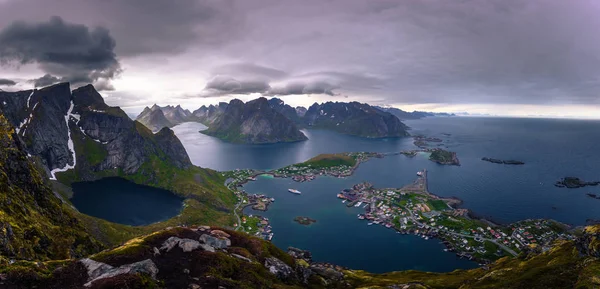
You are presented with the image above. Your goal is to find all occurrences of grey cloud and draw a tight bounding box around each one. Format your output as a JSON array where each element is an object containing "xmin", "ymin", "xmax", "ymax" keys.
[
  {"xmin": 30, "ymin": 74, "xmax": 61, "ymax": 88},
  {"xmin": 0, "ymin": 0, "xmax": 244, "ymax": 56},
  {"xmin": 0, "ymin": 78, "xmax": 16, "ymax": 86},
  {"xmin": 201, "ymin": 76, "xmax": 271, "ymax": 97},
  {"xmin": 3, "ymin": 0, "xmax": 600, "ymax": 107},
  {"xmin": 0, "ymin": 16, "xmax": 121, "ymax": 87},
  {"xmin": 268, "ymin": 81, "xmax": 338, "ymax": 96},
  {"xmin": 211, "ymin": 63, "xmax": 288, "ymax": 80}
]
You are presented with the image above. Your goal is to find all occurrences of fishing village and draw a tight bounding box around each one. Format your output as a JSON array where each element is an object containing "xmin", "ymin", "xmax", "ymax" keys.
[{"xmin": 337, "ymin": 169, "xmax": 577, "ymax": 263}]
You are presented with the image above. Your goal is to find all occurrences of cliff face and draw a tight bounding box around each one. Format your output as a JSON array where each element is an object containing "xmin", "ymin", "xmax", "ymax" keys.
[
  {"xmin": 303, "ymin": 102, "xmax": 409, "ymax": 138},
  {"xmin": 0, "ymin": 113, "xmax": 102, "ymax": 262},
  {"xmin": 0, "ymin": 83, "xmax": 74, "ymax": 174},
  {"xmin": 202, "ymin": 98, "xmax": 307, "ymax": 144},
  {"xmin": 0, "ymin": 83, "xmax": 191, "ymax": 182}
]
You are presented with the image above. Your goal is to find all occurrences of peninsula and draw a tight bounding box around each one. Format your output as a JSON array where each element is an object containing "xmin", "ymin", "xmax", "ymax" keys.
[{"xmin": 337, "ymin": 169, "xmax": 575, "ymax": 263}]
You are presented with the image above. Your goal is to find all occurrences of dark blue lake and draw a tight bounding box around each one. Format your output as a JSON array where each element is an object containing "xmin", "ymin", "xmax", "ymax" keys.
[
  {"xmin": 172, "ymin": 117, "xmax": 600, "ymax": 272},
  {"xmin": 71, "ymin": 177, "xmax": 184, "ymax": 226}
]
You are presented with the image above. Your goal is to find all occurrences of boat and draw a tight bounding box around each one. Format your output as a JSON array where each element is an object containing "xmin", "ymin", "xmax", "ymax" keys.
[
  {"xmin": 354, "ymin": 201, "xmax": 362, "ymax": 207},
  {"xmin": 342, "ymin": 200, "xmax": 347, "ymax": 203},
  {"xmin": 288, "ymin": 189, "xmax": 301, "ymax": 195},
  {"xmin": 358, "ymin": 215, "xmax": 365, "ymax": 220},
  {"xmin": 367, "ymin": 222, "xmax": 373, "ymax": 225}
]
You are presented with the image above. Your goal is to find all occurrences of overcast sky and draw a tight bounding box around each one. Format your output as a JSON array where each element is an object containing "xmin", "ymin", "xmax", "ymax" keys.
[{"xmin": 1, "ymin": 0, "xmax": 600, "ymax": 118}]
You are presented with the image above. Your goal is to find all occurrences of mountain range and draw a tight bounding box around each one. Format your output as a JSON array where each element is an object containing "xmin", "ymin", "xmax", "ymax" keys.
[
  {"xmin": 136, "ymin": 104, "xmax": 197, "ymax": 132},
  {"xmin": 374, "ymin": 106, "xmax": 456, "ymax": 120},
  {"xmin": 137, "ymin": 98, "xmax": 452, "ymax": 143}
]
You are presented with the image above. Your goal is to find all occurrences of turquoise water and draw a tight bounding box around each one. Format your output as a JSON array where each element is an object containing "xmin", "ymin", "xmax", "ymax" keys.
[{"xmin": 172, "ymin": 117, "xmax": 600, "ymax": 272}]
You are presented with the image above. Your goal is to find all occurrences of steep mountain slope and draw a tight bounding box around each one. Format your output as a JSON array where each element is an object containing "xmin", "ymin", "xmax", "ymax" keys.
[
  {"xmin": 136, "ymin": 104, "xmax": 197, "ymax": 132},
  {"xmin": 0, "ymin": 113, "xmax": 103, "ymax": 262},
  {"xmin": 202, "ymin": 98, "xmax": 307, "ymax": 144},
  {"xmin": 192, "ymin": 102, "xmax": 228, "ymax": 126},
  {"xmin": 268, "ymin": 97, "xmax": 303, "ymax": 124},
  {"xmin": 0, "ymin": 83, "xmax": 236, "ymax": 241},
  {"xmin": 303, "ymin": 101, "xmax": 409, "ymax": 138},
  {"xmin": 161, "ymin": 105, "xmax": 194, "ymax": 124},
  {"xmin": 136, "ymin": 105, "xmax": 173, "ymax": 132}
]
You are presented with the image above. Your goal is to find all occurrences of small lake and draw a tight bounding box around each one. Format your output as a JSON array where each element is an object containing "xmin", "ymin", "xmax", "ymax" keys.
[{"xmin": 71, "ymin": 177, "xmax": 184, "ymax": 226}]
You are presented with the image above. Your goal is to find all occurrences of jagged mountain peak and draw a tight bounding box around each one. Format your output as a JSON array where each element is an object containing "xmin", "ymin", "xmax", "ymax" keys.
[{"xmin": 202, "ymin": 98, "xmax": 307, "ymax": 144}]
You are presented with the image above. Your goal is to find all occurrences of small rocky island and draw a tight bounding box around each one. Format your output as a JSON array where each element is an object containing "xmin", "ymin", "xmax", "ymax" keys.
[
  {"xmin": 294, "ymin": 216, "xmax": 317, "ymax": 225},
  {"xmin": 586, "ymin": 193, "xmax": 600, "ymax": 200},
  {"xmin": 429, "ymin": 148, "xmax": 460, "ymax": 166},
  {"xmin": 481, "ymin": 157, "xmax": 525, "ymax": 165},
  {"xmin": 413, "ymin": 135, "xmax": 443, "ymax": 148},
  {"xmin": 555, "ymin": 177, "xmax": 600, "ymax": 188}
]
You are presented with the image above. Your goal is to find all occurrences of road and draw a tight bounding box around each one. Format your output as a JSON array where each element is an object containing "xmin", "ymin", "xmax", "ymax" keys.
[
  {"xmin": 398, "ymin": 200, "xmax": 518, "ymax": 257},
  {"xmin": 233, "ymin": 201, "xmax": 244, "ymax": 232}
]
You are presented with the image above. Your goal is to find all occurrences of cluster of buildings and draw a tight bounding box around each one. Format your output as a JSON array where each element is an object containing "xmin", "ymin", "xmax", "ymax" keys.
[
  {"xmin": 336, "ymin": 175, "xmax": 576, "ymax": 263},
  {"xmin": 240, "ymin": 214, "xmax": 274, "ymax": 241}
]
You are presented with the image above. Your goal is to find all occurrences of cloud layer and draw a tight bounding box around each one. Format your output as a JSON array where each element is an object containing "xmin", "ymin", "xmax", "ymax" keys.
[{"xmin": 0, "ymin": 0, "xmax": 599, "ymax": 111}]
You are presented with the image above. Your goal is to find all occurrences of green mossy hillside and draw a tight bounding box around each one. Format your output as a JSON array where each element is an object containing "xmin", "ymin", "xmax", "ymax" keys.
[{"xmin": 0, "ymin": 114, "xmax": 103, "ymax": 262}]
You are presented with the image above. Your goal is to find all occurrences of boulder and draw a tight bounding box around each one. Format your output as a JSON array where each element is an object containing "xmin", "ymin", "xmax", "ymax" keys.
[
  {"xmin": 80, "ymin": 258, "xmax": 114, "ymax": 281},
  {"xmin": 200, "ymin": 234, "xmax": 230, "ymax": 249},
  {"xmin": 264, "ymin": 257, "xmax": 293, "ymax": 280},
  {"xmin": 82, "ymin": 259, "xmax": 158, "ymax": 287},
  {"xmin": 210, "ymin": 229, "xmax": 231, "ymax": 238},
  {"xmin": 200, "ymin": 243, "xmax": 216, "ymax": 252},
  {"xmin": 160, "ymin": 237, "xmax": 202, "ymax": 252}
]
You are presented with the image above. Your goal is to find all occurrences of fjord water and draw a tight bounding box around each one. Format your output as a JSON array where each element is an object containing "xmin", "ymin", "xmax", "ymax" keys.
[
  {"xmin": 173, "ymin": 117, "xmax": 600, "ymax": 272},
  {"xmin": 71, "ymin": 177, "xmax": 184, "ymax": 226}
]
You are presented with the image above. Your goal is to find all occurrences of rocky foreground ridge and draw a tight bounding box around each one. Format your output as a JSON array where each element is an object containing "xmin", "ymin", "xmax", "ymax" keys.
[{"xmin": 3, "ymin": 222, "xmax": 600, "ymax": 288}]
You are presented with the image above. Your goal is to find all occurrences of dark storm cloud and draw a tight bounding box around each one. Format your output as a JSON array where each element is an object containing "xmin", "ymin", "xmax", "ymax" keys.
[
  {"xmin": 0, "ymin": 16, "xmax": 121, "ymax": 86},
  {"xmin": 0, "ymin": 0, "xmax": 243, "ymax": 56},
  {"xmin": 0, "ymin": 78, "xmax": 16, "ymax": 86}
]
